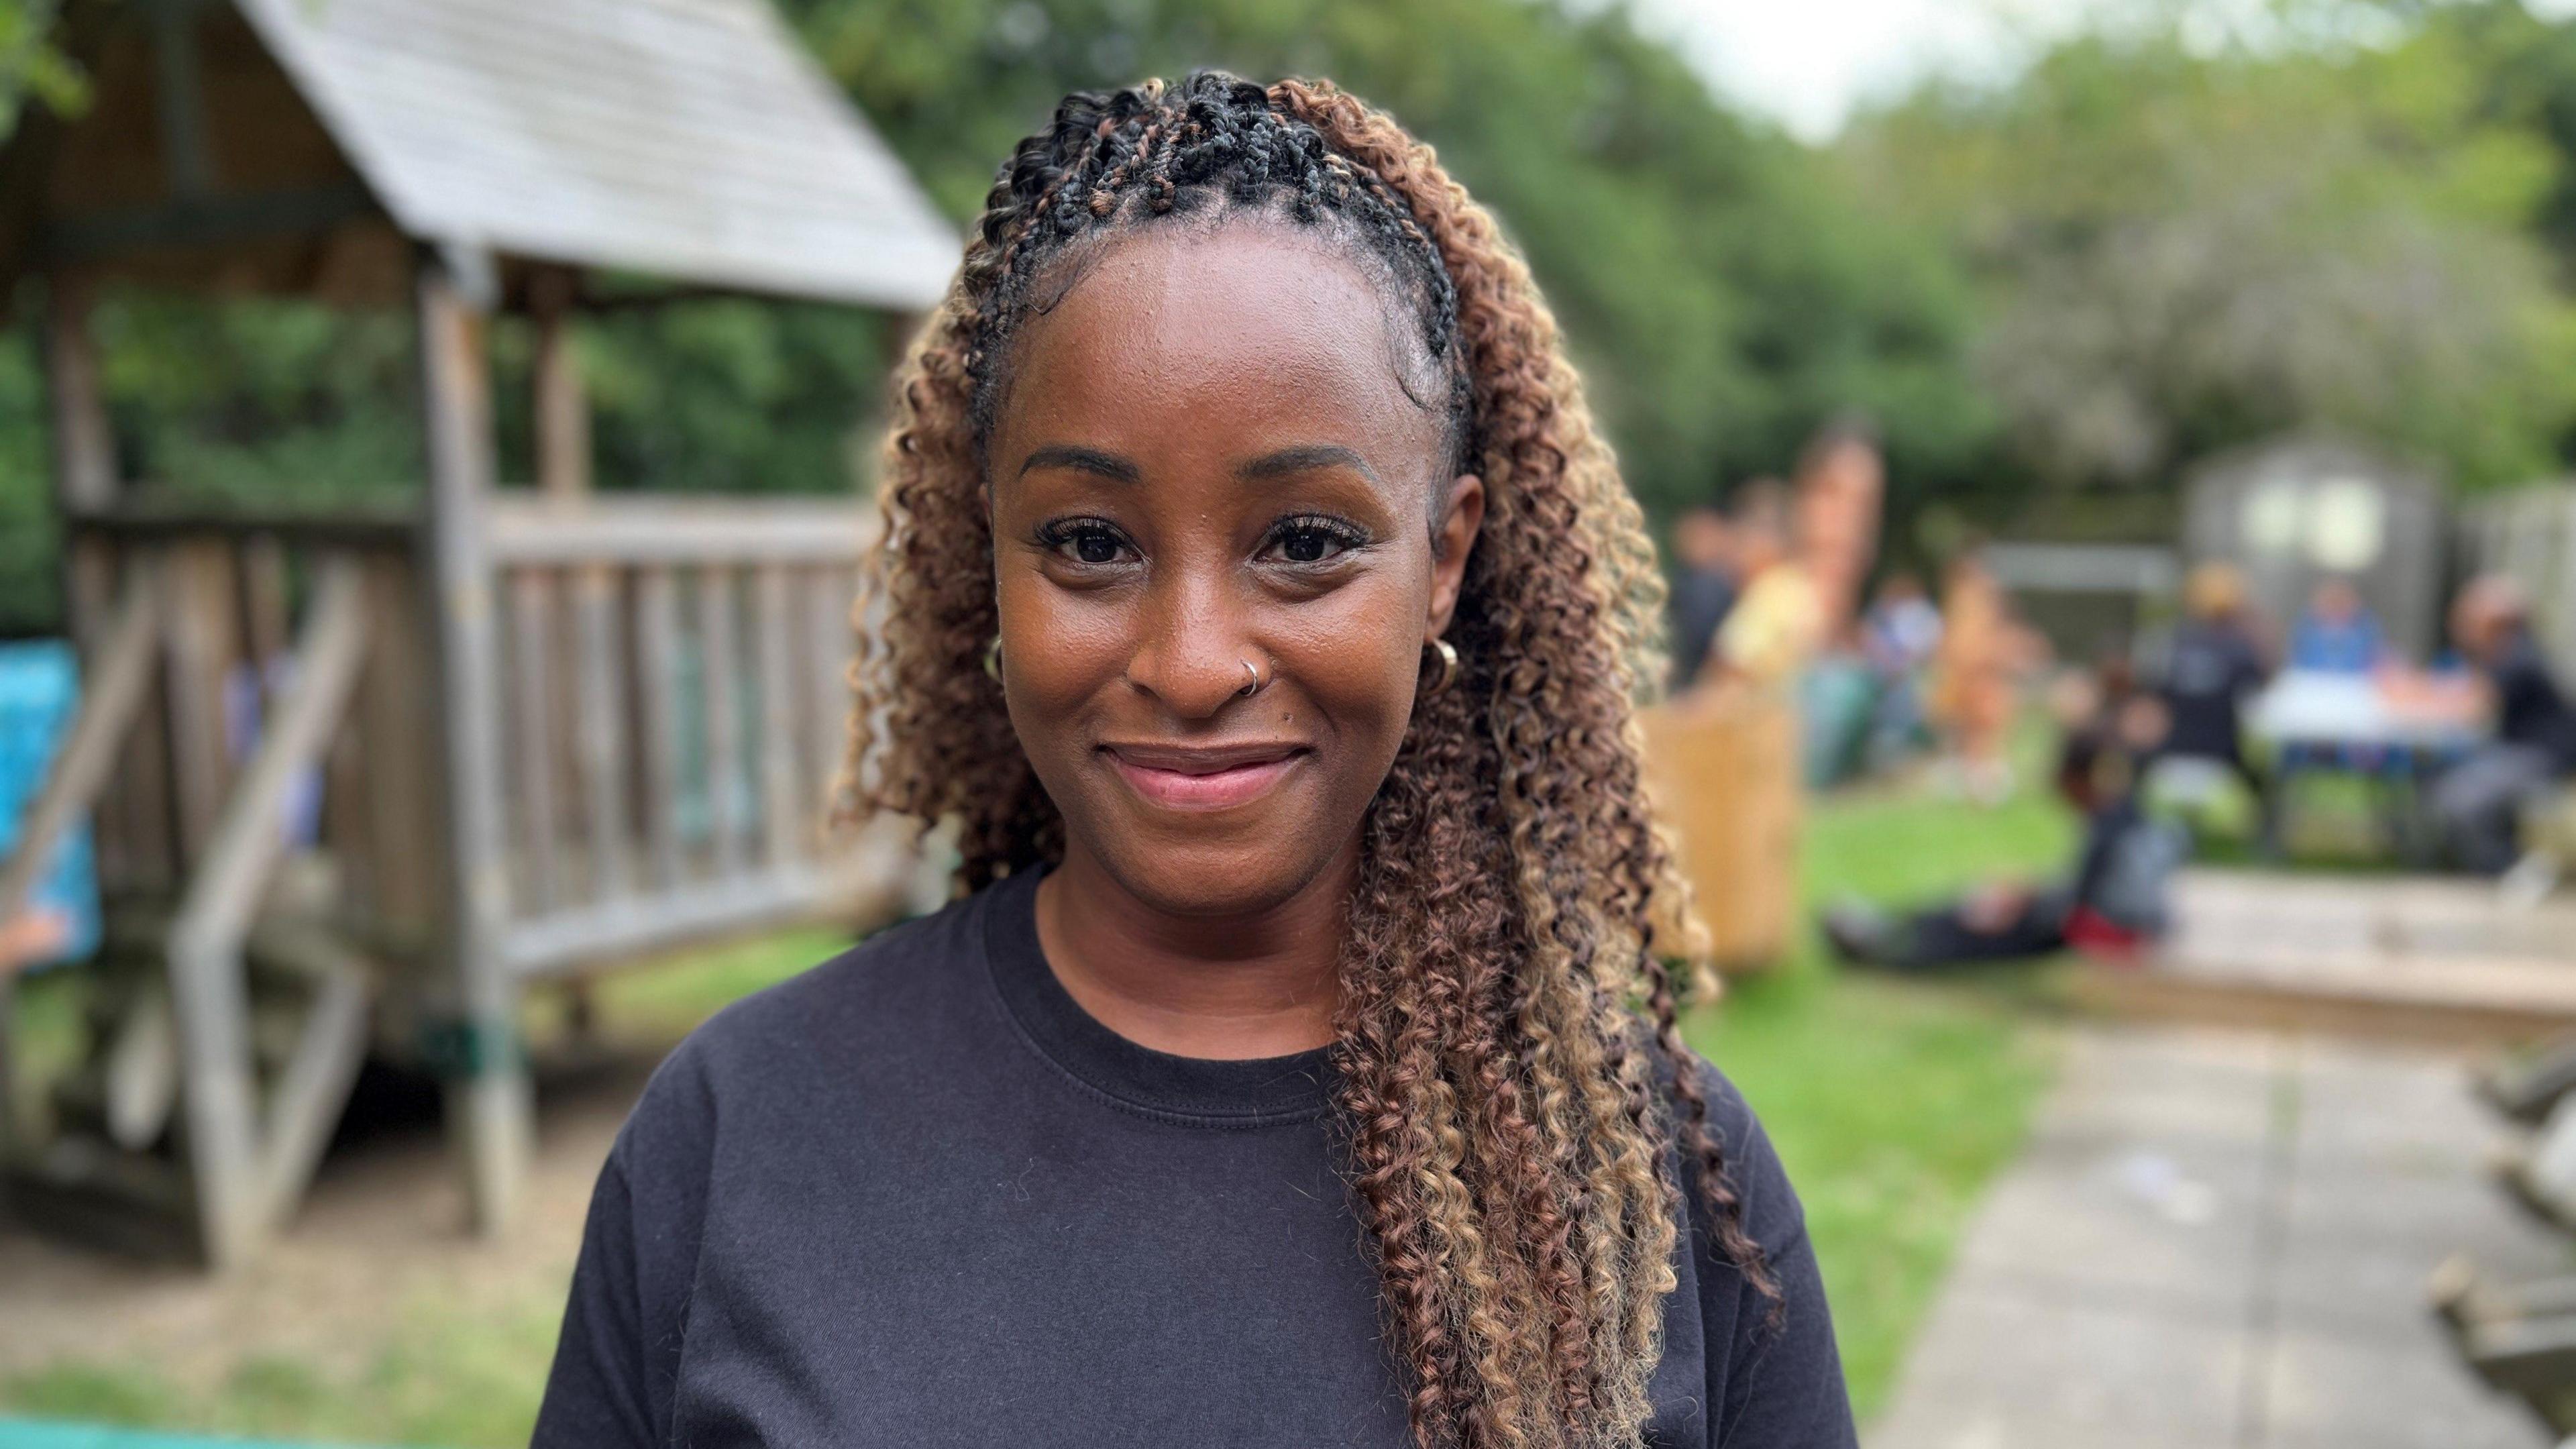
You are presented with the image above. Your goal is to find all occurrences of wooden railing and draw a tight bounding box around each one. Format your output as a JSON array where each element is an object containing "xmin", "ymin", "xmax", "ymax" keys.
[
  {"xmin": 3, "ymin": 497, "xmax": 904, "ymax": 1265},
  {"xmin": 480, "ymin": 496, "xmax": 890, "ymax": 975}
]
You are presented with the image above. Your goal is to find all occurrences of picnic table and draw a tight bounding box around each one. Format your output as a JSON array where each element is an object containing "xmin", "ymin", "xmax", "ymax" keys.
[{"xmin": 2241, "ymin": 669, "xmax": 2484, "ymax": 860}]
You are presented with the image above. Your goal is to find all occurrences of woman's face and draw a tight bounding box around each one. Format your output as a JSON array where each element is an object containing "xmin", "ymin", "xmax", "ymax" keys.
[{"xmin": 986, "ymin": 219, "xmax": 1483, "ymax": 919}]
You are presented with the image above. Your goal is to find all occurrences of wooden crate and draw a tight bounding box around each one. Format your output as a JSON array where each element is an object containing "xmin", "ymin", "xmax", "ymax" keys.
[{"xmin": 1640, "ymin": 690, "xmax": 1803, "ymax": 973}]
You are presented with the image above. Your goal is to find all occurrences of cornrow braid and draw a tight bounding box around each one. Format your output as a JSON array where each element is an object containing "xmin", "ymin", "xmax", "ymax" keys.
[
  {"xmin": 961, "ymin": 72, "xmax": 1471, "ymax": 482},
  {"xmin": 840, "ymin": 69, "xmax": 1774, "ymax": 1449}
]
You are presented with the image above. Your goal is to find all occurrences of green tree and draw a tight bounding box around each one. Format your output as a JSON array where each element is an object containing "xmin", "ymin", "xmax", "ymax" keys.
[{"xmin": 1845, "ymin": 7, "xmax": 2576, "ymax": 496}]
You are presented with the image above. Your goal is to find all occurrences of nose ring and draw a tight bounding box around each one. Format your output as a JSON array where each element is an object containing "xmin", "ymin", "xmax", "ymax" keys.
[{"xmin": 1238, "ymin": 658, "xmax": 1266, "ymax": 696}]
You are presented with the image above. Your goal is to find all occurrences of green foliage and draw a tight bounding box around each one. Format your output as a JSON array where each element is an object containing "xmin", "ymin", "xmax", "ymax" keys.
[
  {"xmin": 1844, "ymin": 2, "xmax": 2576, "ymax": 495},
  {"xmin": 0, "ymin": 0, "xmax": 85, "ymax": 141},
  {"xmin": 786, "ymin": 0, "xmax": 1991, "ymax": 521}
]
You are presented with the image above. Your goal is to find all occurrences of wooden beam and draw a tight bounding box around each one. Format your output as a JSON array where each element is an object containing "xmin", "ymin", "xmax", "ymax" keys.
[
  {"xmin": 572, "ymin": 568, "xmax": 629, "ymax": 902},
  {"xmin": 753, "ymin": 566, "xmax": 800, "ymax": 866},
  {"xmin": 529, "ymin": 267, "xmax": 591, "ymax": 503},
  {"xmin": 697, "ymin": 567, "xmax": 743, "ymax": 879},
  {"xmin": 505, "ymin": 569, "xmax": 560, "ymax": 915},
  {"xmin": 417, "ymin": 263, "xmax": 530, "ymax": 1238},
  {"xmin": 165, "ymin": 557, "xmax": 369, "ymax": 1269},
  {"xmin": 485, "ymin": 497, "xmax": 875, "ymax": 566},
  {"xmin": 148, "ymin": 0, "xmax": 215, "ymax": 201},
  {"xmin": 250, "ymin": 927, "xmax": 372, "ymax": 1230},
  {"xmin": 42, "ymin": 273, "xmax": 116, "ymax": 513},
  {"xmin": 634, "ymin": 567, "xmax": 684, "ymax": 892},
  {"xmin": 42, "ymin": 185, "xmax": 378, "ymax": 266}
]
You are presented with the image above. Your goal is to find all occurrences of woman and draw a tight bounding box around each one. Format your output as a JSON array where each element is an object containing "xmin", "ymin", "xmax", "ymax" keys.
[{"xmin": 535, "ymin": 73, "xmax": 1850, "ymax": 1449}]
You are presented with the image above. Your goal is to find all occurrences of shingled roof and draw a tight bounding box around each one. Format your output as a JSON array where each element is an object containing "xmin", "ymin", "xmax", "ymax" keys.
[{"xmin": 3, "ymin": 0, "xmax": 958, "ymax": 310}]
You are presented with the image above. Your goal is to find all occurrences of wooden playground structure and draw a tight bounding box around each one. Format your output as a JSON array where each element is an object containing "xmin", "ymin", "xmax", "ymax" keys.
[{"xmin": 0, "ymin": 0, "xmax": 956, "ymax": 1267}]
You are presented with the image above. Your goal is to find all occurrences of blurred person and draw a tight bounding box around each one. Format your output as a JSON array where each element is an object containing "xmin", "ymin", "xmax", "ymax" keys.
[
  {"xmin": 1793, "ymin": 422, "xmax": 1885, "ymax": 637},
  {"xmin": 1666, "ymin": 500, "xmax": 1739, "ymax": 690},
  {"xmin": 2431, "ymin": 576, "xmax": 2576, "ymax": 875},
  {"xmin": 1823, "ymin": 665, "xmax": 2189, "ymax": 969},
  {"xmin": 1712, "ymin": 478, "xmax": 1825, "ymax": 689},
  {"xmin": 1927, "ymin": 549, "xmax": 2021, "ymax": 803},
  {"xmin": 2287, "ymin": 576, "xmax": 2385, "ymax": 676},
  {"xmin": 534, "ymin": 73, "xmax": 1852, "ymax": 1449},
  {"xmin": 1862, "ymin": 570, "xmax": 1943, "ymax": 765},
  {"xmin": 2155, "ymin": 561, "xmax": 2270, "ymax": 788}
]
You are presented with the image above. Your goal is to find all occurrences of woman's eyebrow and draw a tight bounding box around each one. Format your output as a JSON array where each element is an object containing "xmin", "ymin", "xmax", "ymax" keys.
[
  {"xmin": 1018, "ymin": 444, "xmax": 1140, "ymax": 482},
  {"xmin": 1240, "ymin": 444, "xmax": 1381, "ymax": 486}
]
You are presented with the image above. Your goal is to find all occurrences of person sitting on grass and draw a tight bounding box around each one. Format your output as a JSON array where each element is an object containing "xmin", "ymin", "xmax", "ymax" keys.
[{"xmin": 1821, "ymin": 665, "xmax": 2190, "ymax": 971}]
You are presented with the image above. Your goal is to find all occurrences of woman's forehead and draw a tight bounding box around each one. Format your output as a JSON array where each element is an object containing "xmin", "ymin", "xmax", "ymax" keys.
[{"xmin": 995, "ymin": 222, "xmax": 1450, "ymax": 469}]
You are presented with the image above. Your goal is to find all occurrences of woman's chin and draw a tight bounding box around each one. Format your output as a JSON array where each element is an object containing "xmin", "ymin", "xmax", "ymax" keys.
[{"xmin": 1087, "ymin": 829, "xmax": 1345, "ymax": 923}]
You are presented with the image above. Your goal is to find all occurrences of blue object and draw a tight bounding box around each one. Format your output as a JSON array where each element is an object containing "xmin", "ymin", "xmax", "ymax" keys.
[
  {"xmin": 0, "ymin": 1421, "xmax": 374, "ymax": 1448},
  {"xmin": 0, "ymin": 639, "xmax": 103, "ymax": 969}
]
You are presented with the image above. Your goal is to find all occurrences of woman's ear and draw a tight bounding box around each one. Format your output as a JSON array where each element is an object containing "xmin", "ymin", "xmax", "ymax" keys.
[{"xmin": 1427, "ymin": 473, "xmax": 1485, "ymax": 637}]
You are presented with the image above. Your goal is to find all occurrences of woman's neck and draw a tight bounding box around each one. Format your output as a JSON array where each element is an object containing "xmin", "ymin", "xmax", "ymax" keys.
[{"xmin": 1032, "ymin": 845, "xmax": 1349, "ymax": 1060}]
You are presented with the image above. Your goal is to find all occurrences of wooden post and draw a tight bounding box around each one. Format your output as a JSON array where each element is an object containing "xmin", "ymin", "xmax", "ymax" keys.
[
  {"xmin": 697, "ymin": 567, "xmax": 743, "ymax": 877},
  {"xmin": 417, "ymin": 261, "xmax": 531, "ymax": 1236},
  {"xmin": 753, "ymin": 565, "xmax": 799, "ymax": 865},
  {"xmin": 531, "ymin": 267, "xmax": 591, "ymax": 504},
  {"xmin": 635, "ymin": 568, "xmax": 684, "ymax": 890}
]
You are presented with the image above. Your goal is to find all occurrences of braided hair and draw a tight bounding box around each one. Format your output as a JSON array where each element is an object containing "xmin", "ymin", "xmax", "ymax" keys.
[{"xmin": 840, "ymin": 70, "xmax": 1776, "ymax": 1449}]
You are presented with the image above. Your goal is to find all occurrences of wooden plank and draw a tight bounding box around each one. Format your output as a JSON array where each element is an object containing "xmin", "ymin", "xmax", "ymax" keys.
[
  {"xmin": 753, "ymin": 564, "xmax": 800, "ymax": 865},
  {"xmin": 239, "ymin": 535, "xmax": 292, "ymax": 669},
  {"xmin": 148, "ymin": 0, "xmax": 215, "ymax": 199},
  {"xmin": 504, "ymin": 568, "xmax": 559, "ymax": 915},
  {"xmin": 697, "ymin": 566, "xmax": 744, "ymax": 878},
  {"xmin": 633, "ymin": 566, "xmax": 684, "ymax": 891},
  {"xmin": 501, "ymin": 811, "xmax": 916, "ymax": 976},
  {"xmin": 165, "ymin": 557, "xmax": 369, "ymax": 1270},
  {"xmin": 417, "ymin": 266, "xmax": 529, "ymax": 1238},
  {"xmin": 804, "ymin": 566, "xmax": 852, "ymax": 818},
  {"xmin": 486, "ymin": 496, "xmax": 874, "ymax": 565},
  {"xmin": 41, "ymin": 271, "xmax": 117, "ymax": 512},
  {"xmin": 251, "ymin": 930, "xmax": 371, "ymax": 1230},
  {"xmin": 572, "ymin": 566, "xmax": 629, "ymax": 902},
  {"xmin": 356, "ymin": 552, "xmax": 441, "ymax": 938},
  {"xmin": 42, "ymin": 274, "xmax": 140, "ymax": 890},
  {"xmin": 530, "ymin": 266, "xmax": 591, "ymax": 502},
  {"xmin": 160, "ymin": 541, "xmax": 239, "ymax": 871}
]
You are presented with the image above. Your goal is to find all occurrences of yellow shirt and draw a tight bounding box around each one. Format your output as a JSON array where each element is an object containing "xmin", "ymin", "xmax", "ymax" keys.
[{"xmin": 1718, "ymin": 564, "xmax": 1824, "ymax": 687}]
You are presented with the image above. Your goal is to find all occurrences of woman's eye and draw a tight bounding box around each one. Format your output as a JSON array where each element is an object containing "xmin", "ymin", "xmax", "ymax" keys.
[
  {"xmin": 1038, "ymin": 521, "xmax": 1132, "ymax": 566},
  {"xmin": 1266, "ymin": 519, "xmax": 1365, "ymax": 566}
]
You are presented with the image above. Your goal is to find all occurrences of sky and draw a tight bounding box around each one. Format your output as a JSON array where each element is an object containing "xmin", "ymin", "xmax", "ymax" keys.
[{"xmin": 1640, "ymin": 0, "xmax": 2576, "ymax": 142}]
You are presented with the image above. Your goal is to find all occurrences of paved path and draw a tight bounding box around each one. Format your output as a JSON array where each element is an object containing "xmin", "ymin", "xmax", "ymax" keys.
[{"xmin": 1871, "ymin": 1026, "xmax": 2567, "ymax": 1449}]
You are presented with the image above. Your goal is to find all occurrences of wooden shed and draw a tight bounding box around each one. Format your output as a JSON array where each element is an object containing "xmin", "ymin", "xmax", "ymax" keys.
[
  {"xmin": 2182, "ymin": 436, "xmax": 2449, "ymax": 661},
  {"xmin": 0, "ymin": 0, "xmax": 956, "ymax": 1269}
]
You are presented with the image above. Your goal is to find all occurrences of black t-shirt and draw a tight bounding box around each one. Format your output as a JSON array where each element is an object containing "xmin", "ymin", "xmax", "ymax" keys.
[
  {"xmin": 532, "ymin": 868, "xmax": 1854, "ymax": 1448},
  {"xmin": 2158, "ymin": 621, "xmax": 2267, "ymax": 766},
  {"xmin": 2493, "ymin": 636, "xmax": 2576, "ymax": 773}
]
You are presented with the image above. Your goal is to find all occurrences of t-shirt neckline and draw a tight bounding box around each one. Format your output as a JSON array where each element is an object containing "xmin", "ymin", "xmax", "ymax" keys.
[{"xmin": 979, "ymin": 867, "xmax": 1336, "ymax": 1124}]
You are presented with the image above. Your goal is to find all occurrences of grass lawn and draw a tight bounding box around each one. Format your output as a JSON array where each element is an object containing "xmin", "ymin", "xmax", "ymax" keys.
[
  {"xmin": 1687, "ymin": 771, "xmax": 2072, "ymax": 1415},
  {"xmin": 5, "ymin": 771, "xmax": 2072, "ymax": 1443}
]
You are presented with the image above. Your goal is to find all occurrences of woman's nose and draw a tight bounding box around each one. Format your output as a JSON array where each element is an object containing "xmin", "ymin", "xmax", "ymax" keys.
[{"xmin": 1124, "ymin": 572, "xmax": 1255, "ymax": 720}]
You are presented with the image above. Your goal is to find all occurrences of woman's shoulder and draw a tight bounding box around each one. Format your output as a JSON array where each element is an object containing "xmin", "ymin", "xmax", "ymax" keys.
[{"xmin": 1674, "ymin": 1057, "xmax": 1808, "ymax": 1260}]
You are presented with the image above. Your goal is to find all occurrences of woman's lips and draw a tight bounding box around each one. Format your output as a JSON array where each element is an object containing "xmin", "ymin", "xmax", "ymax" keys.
[{"xmin": 1103, "ymin": 744, "xmax": 1305, "ymax": 812}]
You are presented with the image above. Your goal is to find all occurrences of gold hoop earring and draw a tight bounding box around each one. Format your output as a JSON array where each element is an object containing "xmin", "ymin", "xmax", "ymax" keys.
[
  {"xmin": 983, "ymin": 634, "xmax": 1003, "ymax": 684},
  {"xmin": 1422, "ymin": 637, "xmax": 1458, "ymax": 696}
]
